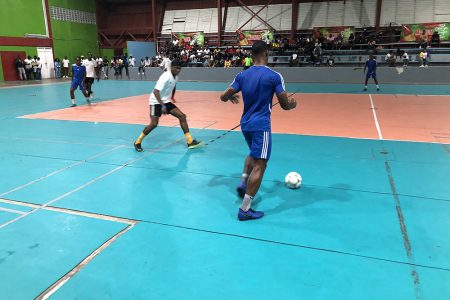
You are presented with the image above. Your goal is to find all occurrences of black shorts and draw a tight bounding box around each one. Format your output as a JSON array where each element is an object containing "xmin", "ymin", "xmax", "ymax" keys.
[
  {"xmin": 150, "ymin": 102, "xmax": 177, "ymax": 117},
  {"xmin": 85, "ymin": 77, "xmax": 95, "ymax": 84}
]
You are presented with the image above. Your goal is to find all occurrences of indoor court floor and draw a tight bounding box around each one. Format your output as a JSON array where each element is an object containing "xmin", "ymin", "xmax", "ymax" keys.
[{"xmin": 0, "ymin": 79, "xmax": 449, "ymax": 299}]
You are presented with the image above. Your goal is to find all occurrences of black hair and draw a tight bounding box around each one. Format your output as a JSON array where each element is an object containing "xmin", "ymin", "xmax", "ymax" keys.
[
  {"xmin": 171, "ymin": 60, "xmax": 181, "ymax": 67},
  {"xmin": 252, "ymin": 40, "xmax": 268, "ymax": 57}
]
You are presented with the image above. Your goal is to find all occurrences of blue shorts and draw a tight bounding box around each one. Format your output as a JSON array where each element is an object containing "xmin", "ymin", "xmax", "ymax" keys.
[
  {"xmin": 366, "ymin": 72, "xmax": 377, "ymax": 80},
  {"xmin": 242, "ymin": 130, "xmax": 272, "ymax": 160},
  {"xmin": 71, "ymin": 80, "xmax": 86, "ymax": 91}
]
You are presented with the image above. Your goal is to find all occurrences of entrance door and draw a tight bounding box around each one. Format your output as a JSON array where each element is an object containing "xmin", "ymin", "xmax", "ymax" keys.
[
  {"xmin": 37, "ymin": 47, "xmax": 54, "ymax": 79},
  {"xmin": 0, "ymin": 51, "xmax": 26, "ymax": 81}
]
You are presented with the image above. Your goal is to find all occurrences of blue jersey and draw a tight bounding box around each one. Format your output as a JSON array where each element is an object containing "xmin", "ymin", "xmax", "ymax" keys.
[
  {"xmin": 231, "ymin": 66, "xmax": 285, "ymax": 131},
  {"xmin": 72, "ymin": 65, "xmax": 86, "ymax": 82},
  {"xmin": 365, "ymin": 59, "xmax": 377, "ymax": 73}
]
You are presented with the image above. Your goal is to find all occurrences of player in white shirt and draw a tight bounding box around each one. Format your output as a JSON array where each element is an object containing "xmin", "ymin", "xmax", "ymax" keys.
[
  {"xmin": 134, "ymin": 60, "xmax": 202, "ymax": 152},
  {"xmin": 82, "ymin": 54, "xmax": 97, "ymax": 98},
  {"xmin": 159, "ymin": 54, "xmax": 171, "ymax": 71}
]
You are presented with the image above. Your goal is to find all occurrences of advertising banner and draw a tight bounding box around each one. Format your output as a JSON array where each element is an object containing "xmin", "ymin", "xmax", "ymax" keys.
[
  {"xmin": 400, "ymin": 23, "xmax": 450, "ymax": 42},
  {"xmin": 237, "ymin": 30, "xmax": 274, "ymax": 46}
]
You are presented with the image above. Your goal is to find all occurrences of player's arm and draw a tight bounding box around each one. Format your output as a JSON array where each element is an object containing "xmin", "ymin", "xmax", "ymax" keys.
[
  {"xmin": 274, "ymin": 73, "xmax": 296, "ymax": 110},
  {"xmin": 364, "ymin": 61, "xmax": 368, "ymax": 74},
  {"xmin": 171, "ymin": 86, "xmax": 176, "ymax": 103},
  {"xmin": 220, "ymin": 74, "xmax": 241, "ymax": 104},
  {"xmin": 220, "ymin": 87, "xmax": 239, "ymax": 104},
  {"xmin": 276, "ymin": 92, "xmax": 296, "ymax": 110}
]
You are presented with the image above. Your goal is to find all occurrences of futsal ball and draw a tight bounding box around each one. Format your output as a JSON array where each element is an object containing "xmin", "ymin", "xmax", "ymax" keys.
[{"xmin": 285, "ymin": 172, "xmax": 302, "ymax": 189}]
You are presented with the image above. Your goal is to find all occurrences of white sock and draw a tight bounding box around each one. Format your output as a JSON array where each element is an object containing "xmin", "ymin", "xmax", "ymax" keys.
[
  {"xmin": 241, "ymin": 173, "xmax": 248, "ymax": 183},
  {"xmin": 376, "ymin": 85, "xmax": 379, "ymax": 88},
  {"xmin": 71, "ymin": 98, "xmax": 75, "ymax": 105},
  {"xmin": 241, "ymin": 194, "xmax": 254, "ymax": 212}
]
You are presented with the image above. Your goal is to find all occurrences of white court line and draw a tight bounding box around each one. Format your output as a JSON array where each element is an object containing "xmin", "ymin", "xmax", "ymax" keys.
[
  {"xmin": 0, "ymin": 136, "xmax": 129, "ymax": 148},
  {"xmin": 0, "ymin": 138, "xmax": 183, "ymax": 229},
  {"xmin": 0, "ymin": 198, "xmax": 135, "ymax": 224},
  {"xmin": 369, "ymin": 94, "xmax": 383, "ymax": 140},
  {"xmin": 0, "ymin": 145, "xmax": 126, "ymax": 198},
  {"xmin": 0, "ymin": 81, "xmax": 68, "ymax": 89},
  {"xmin": 37, "ymin": 223, "xmax": 136, "ymax": 300},
  {"xmin": 0, "ymin": 206, "xmax": 26, "ymax": 215}
]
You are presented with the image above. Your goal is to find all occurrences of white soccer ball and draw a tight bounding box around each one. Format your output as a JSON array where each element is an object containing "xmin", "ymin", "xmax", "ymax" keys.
[{"xmin": 285, "ymin": 172, "xmax": 302, "ymax": 189}]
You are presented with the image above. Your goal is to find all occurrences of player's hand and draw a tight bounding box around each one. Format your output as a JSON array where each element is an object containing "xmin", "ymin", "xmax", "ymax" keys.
[
  {"xmin": 289, "ymin": 97, "xmax": 297, "ymax": 109},
  {"xmin": 228, "ymin": 94, "xmax": 240, "ymax": 104},
  {"xmin": 161, "ymin": 105, "xmax": 168, "ymax": 115}
]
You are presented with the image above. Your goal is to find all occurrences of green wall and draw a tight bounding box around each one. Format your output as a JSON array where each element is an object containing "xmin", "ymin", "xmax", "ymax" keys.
[
  {"xmin": 100, "ymin": 48, "xmax": 115, "ymax": 59},
  {"xmin": 0, "ymin": 0, "xmax": 47, "ymax": 37},
  {"xmin": 0, "ymin": 0, "xmax": 99, "ymax": 81},
  {"xmin": 49, "ymin": 0, "xmax": 98, "ymax": 61},
  {"xmin": 52, "ymin": 21, "xmax": 99, "ymax": 61}
]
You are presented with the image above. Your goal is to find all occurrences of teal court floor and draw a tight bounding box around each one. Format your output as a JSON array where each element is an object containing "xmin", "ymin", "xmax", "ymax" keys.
[{"xmin": 0, "ymin": 80, "xmax": 449, "ymax": 299}]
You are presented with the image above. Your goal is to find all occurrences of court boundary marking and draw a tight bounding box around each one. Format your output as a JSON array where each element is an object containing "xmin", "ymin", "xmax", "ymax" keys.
[
  {"xmin": 1, "ymin": 197, "xmax": 448, "ymax": 274},
  {"xmin": 369, "ymin": 94, "xmax": 383, "ymax": 140}
]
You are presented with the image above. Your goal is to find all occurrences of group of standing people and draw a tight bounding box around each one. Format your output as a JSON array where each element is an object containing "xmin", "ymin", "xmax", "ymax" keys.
[{"xmin": 14, "ymin": 56, "xmax": 42, "ymax": 80}]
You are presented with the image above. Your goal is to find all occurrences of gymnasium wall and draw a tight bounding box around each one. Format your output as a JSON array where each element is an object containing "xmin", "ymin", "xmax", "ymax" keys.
[
  {"xmin": 162, "ymin": 0, "xmax": 450, "ymax": 33},
  {"xmin": 48, "ymin": 0, "xmax": 99, "ymax": 61},
  {"xmin": 0, "ymin": 0, "xmax": 48, "ymax": 80},
  {"xmin": 117, "ymin": 66, "xmax": 450, "ymax": 85},
  {"xmin": 0, "ymin": 0, "xmax": 98, "ymax": 81}
]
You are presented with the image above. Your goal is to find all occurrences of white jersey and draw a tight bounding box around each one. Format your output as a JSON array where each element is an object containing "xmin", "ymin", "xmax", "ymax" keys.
[
  {"xmin": 159, "ymin": 57, "xmax": 171, "ymax": 70},
  {"xmin": 149, "ymin": 71, "xmax": 178, "ymax": 105},
  {"xmin": 83, "ymin": 59, "xmax": 97, "ymax": 78},
  {"xmin": 62, "ymin": 59, "xmax": 70, "ymax": 68}
]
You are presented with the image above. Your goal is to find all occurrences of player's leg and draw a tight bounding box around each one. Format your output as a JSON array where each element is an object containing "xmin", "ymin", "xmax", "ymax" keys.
[
  {"xmin": 169, "ymin": 105, "xmax": 202, "ymax": 148},
  {"xmin": 238, "ymin": 131, "xmax": 271, "ymax": 221},
  {"xmin": 364, "ymin": 73, "xmax": 369, "ymax": 91},
  {"xmin": 237, "ymin": 132, "xmax": 256, "ymax": 198},
  {"xmin": 134, "ymin": 105, "xmax": 160, "ymax": 152},
  {"xmin": 80, "ymin": 82, "xmax": 91, "ymax": 103},
  {"xmin": 237, "ymin": 155, "xmax": 255, "ymax": 198},
  {"xmin": 69, "ymin": 85, "xmax": 77, "ymax": 107},
  {"xmin": 373, "ymin": 74, "xmax": 380, "ymax": 91}
]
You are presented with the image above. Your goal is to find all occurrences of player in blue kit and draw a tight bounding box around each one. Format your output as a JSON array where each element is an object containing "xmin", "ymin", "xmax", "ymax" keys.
[
  {"xmin": 70, "ymin": 56, "xmax": 90, "ymax": 107},
  {"xmin": 364, "ymin": 54, "xmax": 380, "ymax": 91},
  {"xmin": 220, "ymin": 41, "xmax": 297, "ymax": 221}
]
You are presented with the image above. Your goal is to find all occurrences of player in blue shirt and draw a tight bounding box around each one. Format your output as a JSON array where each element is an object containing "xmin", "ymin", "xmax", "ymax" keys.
[
  {"xmin": 70, "ymin": 56, "xmax": 90, "ymax": 107},
  {"xmin": 220, "ymin": 41, "xmax": 297, "ymax": 221},
  {"xmin": 364, "ymin": 54, "xmax": 380, "ymax": 91}
]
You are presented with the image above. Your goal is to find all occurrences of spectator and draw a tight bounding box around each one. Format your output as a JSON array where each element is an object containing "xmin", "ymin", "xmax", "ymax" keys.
[
  {"xmin": 385, "ymin": 50, "xmax": 395, "ymax": 67},
  {"xmin": 402, "ymin": 51, "xmax": 409, "ymax": 67},
  {"xmin": 419, "ymin": 49, "xmax": 429, "ymax": 67},
  {"xmin": 431, "ymin": 31, "xmax": 441, "ymax": 47},
  {"xmin": 24, "ymin": 56, "xmax": 33, "ymax": 80},
  {"xmin": 35, "ymin": 57, "xmax": 42, "ymax": 80},
  {"xmin": 54, "ymin": 58, "xmax": 61, "ymax": 79},
  {"xmin": 419, "ymin": 30, "xmax": 428, "ymax": 49},
  {"xmin": 15, "ymin": 56, "xmax": 27, "ymax": 80},
  {"xmin": 327, "ymin": 55, "xmax": 335, "ymax": 67},
  {"xmin": 32, "ymin": 56, "xmax": 38, "ymax": 79},
  {"xmin": 367, "ymin": 39, "xmax": 377, "ymax": 54},
  {"xmin": 62, "ymin": 56, "xmax": 70, "ymax": 78},
  {"xmin": 243, "ymin": 55, "xmax": 253, "ymax": 70},
  {"xmin": 138, "ymin": 58, "xmax": 146, "ymax": 76},
  {"xmin": 289, "ymin": 52, "xmax": 299, "ymax": 67},
  {"xmin": 348, "ymin": 32, "xmax": 355, "ymax": 49},
  {"xmin": 102, "ymin": 57, "xmax": 109, "ymax": 79},
  {"xmin": 224, "ymin": 58, "xmax": 232, "ymax": 68},
  {"xmin": 326, "ymin": 34, "xmax": 335, "ymax": 50}
]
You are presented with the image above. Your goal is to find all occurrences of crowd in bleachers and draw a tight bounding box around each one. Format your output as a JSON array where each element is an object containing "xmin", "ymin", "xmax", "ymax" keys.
[{"xmin": 12, "ymin": 25, "xmax": 448, "ymax": 80}]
